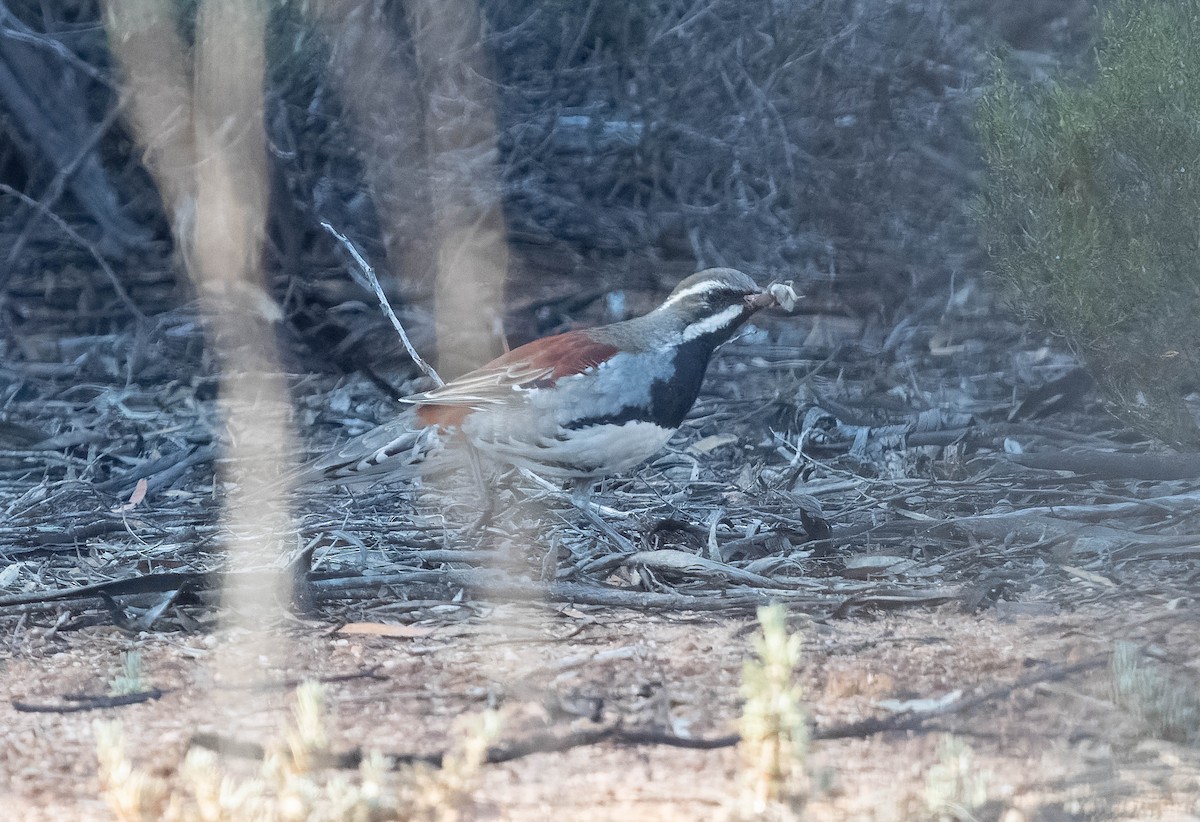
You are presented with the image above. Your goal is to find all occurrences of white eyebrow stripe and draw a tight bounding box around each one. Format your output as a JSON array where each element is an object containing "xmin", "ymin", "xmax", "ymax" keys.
[
  {"xmin": 661, "ymin": 279, "xmax": 728, "ymax": 307},
  {"xmin": 681, "ymin": 304, "xmax": 744, "ymax": 341}
]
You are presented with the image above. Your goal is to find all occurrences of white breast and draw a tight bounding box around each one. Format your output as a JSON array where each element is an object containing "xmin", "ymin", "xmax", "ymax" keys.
[
  {"xmin": 472, "ymin": 419, "xmax": 675, "ymax": 478},
  {"xmin": 458, "ymin": 353, "xmax": 679, "ymax": 477}
]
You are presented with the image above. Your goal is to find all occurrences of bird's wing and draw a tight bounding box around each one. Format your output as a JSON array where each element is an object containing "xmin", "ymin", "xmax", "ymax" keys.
[{"xmin": 402, "ymin": 330, "xmax": 619, "ymax": 410}]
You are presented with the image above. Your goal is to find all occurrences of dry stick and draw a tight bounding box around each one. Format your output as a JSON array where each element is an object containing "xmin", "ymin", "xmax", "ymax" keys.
[
  {"xmin": 12, "ymin": 689, "xmax": 165, "ymax": 714},
  {"xmin": 8, "ymin": 100, "xmax": 127, "ymax": 264},
  {"xmin": 0, "ymin": 5, "xmax": 114, "ymax": 85},
  {"xmin": 0, "ymin": 183, "xmax": 143, "ymax": 319},
  {"xmin": 307, "ymin": 570, "xmax": 828, "ymax": 610},
  {"xmin": 320, "ymin": 221, "xmax": 444, "ymax": 387},
  {"xmin": 0, "ymin": 570, "xmax": 210, "ymax": 608},
  {"xmin": 186, "ymin": 656, "xmax": 1106, "ymax": 770}
]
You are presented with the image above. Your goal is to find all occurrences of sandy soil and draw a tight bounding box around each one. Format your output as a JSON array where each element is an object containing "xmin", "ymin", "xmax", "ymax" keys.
[{"xmin": 2, "ymin": 594, "xmax": 1198, "ymax": 821}]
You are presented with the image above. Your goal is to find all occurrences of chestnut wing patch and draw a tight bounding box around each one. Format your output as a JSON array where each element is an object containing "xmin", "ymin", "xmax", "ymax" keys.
[
  {"xmin": 415, "ymin": 404, "xmax": 471, "ymax": 428},
  {"xmin": 516, "ymin": 332, "xmax": 619, "ymax": 383},
  {"xmin": 408, "ymin": 331, "xmax": 618, "ymax": 426}
]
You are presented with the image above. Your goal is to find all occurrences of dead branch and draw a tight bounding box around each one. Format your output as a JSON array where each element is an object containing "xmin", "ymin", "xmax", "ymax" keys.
[
  {"xmin": 184, "ymin": 655, "xmax": 1105, "ymax": 771},
  {"xmin": 12, "ymin": 689, "xmax": 165, "ymax": 713},
  {"xmin": 321, "ymin": 220, "xmax": 444, "ymax": 386}
]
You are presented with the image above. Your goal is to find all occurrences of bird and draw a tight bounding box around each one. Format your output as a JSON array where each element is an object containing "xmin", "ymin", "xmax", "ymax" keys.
[{"xmin": 313, "ymin": 267, "xmax": 785, "ymax": 485}]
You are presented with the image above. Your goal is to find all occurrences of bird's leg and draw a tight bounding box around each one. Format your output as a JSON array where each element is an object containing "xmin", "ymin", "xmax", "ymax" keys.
[
  {"xmin": 564, "ymin": 475, "xmax": 627, "ymax": 519},
  {"xmin": 568, "ymin": 482, "xmax": 638, "ymax": 555},
  {"xmin": 569, "ymin": 477, "xmax": 594, "ymax": 508},
  {"xmin": 518, "ymin": 468, "xmax": 636, "ymax": 554},
  {"xmin": 464, "ymin": 442, "xmax": 487, "ymax": 499},
  {"xmin": 460, "ymin": 443, "xmax": 496, "ymax": 534}
]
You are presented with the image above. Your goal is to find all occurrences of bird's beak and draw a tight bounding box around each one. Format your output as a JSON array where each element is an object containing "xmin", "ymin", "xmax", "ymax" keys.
[{"xmin": 746, "ymin": 291, "xmax": 774, "ymax": 310}]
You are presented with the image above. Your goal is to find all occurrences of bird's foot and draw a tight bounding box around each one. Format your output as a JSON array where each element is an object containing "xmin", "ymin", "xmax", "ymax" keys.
[{"xmin": 519, "ymin": 469, "xmax": 636, "ymax": 553}]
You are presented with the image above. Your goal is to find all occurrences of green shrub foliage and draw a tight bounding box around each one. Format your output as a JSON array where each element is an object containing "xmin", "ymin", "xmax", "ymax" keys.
[{"xmin": 978, "ymin": 0, "xmax": 1200, "ymax": 445}]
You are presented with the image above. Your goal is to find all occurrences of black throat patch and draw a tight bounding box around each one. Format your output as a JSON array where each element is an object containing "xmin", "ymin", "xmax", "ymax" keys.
[{"xmin": 565, "ymin": 333, "xmax": 724, "ymax": 431}]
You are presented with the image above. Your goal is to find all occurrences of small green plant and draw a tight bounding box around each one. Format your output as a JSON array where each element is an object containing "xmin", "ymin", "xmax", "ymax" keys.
[
  {"xmin": 96, "ymin": 681, "xmax": 501, "ymax": 821},
  {"xmin": 1111, "ymin": 641, "xmax": 1200, "ymax": 744},
  {"xmin": 923, "ymin": 735, "xmax": 991, "ymax": 821},
  {"xmin": 729, "ymin": 603, "xmax": 808, "ymax": 820},
  {"xmin": 978, "ymin": 0, "xmax": 1200, "ymax": 445},
  {"xmin": 109, "ymin": 651, "xmax": 148, "ymax": 696}
]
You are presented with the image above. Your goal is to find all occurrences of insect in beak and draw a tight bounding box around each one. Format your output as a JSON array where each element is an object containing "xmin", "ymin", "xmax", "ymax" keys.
[{"xmin": 746, "ymin": 282, "xmax": 801, "ymax": 312}]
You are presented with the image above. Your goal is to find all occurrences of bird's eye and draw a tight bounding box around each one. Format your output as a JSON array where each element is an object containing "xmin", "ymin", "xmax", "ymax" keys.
[{"xmin": 706, "ymin": 289, "xmax": 738, "ymax": 308}]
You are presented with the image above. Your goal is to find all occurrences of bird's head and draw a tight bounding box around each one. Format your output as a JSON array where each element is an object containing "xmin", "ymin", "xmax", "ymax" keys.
[{"xmin": 655, "ymin": 267, "xmax": 765, "ymax": 344}]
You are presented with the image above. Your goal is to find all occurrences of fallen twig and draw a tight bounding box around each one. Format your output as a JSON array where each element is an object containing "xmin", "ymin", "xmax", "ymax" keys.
[
  {"xmin": 12, "ymin": 688, "xmax": 164, "ymax": 713},
  {"xmin": 0, "ymin": 571, "xmax": 210, "ymax": 608},
  {"xmin": 321, "ymin": 221, "xmax": 444, "ymax": 387},
  {"xmin": 0, "ymin": 183, "xmax": 144, "ymax": 319},
  {"xmin": 185, "ymin": 656, "xmax": 1105, "ymax": 770}
]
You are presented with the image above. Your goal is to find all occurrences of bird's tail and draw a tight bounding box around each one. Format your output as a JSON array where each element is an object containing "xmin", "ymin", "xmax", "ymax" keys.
[{"xmin": 303, "ymin": 411, "xmax": 450, "ymax": 488}]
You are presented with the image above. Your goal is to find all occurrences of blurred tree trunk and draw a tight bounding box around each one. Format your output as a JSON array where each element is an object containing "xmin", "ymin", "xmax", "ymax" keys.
[
  {"xmin": 314, "ymin": 0, "xmax": 508, "ymax": 378},
  {"xmin": 102, "ymin": 0, "xmax": 195, "ymax": 256},
  {"xmin": 407, "ymin": 0, "xmax": 509, "ymax": 377},
  {"xmin": 104, "ymin": 0, "xmax": 278, "ymax": 314},
  {"xmin": 105, "ymin": 0, "xmax": 296, "ymax": 687},
  {"xmin": 313, "ymin": 0, "xmax": 437, "ymax": 306},
  {"xmin": 191, "ymin": 0, "xmax": 271, "ymax": 303}
]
